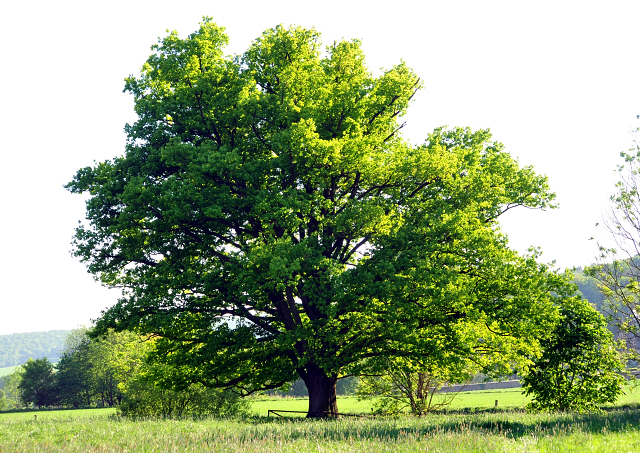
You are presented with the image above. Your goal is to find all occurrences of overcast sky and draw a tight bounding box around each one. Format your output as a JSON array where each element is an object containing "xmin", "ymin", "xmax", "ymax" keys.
[{"xmin": 1, "ymin": 0, "xmax": 638, "ymax": 335}]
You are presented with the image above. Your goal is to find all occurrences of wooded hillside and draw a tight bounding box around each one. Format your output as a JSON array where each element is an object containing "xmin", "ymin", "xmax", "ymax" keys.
[
  {"xmin": 572, "ymin": 268, "xmax": 606, "ymax": 311},
  {"xmin": 0, "ymin": 330, "xmax": 70, "ymax": 367}
]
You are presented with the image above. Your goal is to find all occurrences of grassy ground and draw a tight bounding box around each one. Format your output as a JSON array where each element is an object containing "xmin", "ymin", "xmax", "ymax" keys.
[
  {"xmin": 0, "ymin": 366, "xmax": 18, "ymax": 377},
  {"xmin": 2, "ymin": 388, "xmax": 640, "ymax": 452},
  {"xmin": 0, "ymin": 407, "xmax": 116, "ymax": 421},
  {"xmin": 3, "ymin": 406, "xmax": 640, "ymax": 452},
  {"xmin": 252, "ymin": 396, "xmax": 371, "ymax": 416},
  {"xmin": 251, "ymin": 388, "xmax": 532, "ymax": 417}
]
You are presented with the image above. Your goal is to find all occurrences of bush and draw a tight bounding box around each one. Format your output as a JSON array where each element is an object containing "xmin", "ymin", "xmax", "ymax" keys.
[
  {"xmin": 522, "ymin": 297, "xmax": 624, "ymax": 412},
  {"xmin": 118, "ymin": 376, "xmax": 249, "ymax": 418},
  {"xmin": 356, "ymin": 358, "xmax": 472, "ymax": 416}
]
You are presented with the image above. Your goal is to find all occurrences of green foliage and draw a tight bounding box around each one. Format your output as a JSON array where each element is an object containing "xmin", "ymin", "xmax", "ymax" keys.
[
  {"xmin": 357, "ymin": 358, "xmax": 472, "ymax": 416},
  {"xmin": 55, "ymin": 330, "xmax": 94, "ymax": 408},
  {"xmin": 522, "ymin": 297, "xmax": 624, "ymax": 412},
  {"xmin": 118, "ymin": 372, "xmax": 249, "ymax": 418},
  {"xmin": 0, "ymin": 389, "xmax": 6, "ymax": 411},
  {"xmin": 268, "ymin": 376, "xmax": 357, "ymax": 397},
  {"xmin": 18, "ymin": 358, "xmax": 56, "ymax": 408},
  {"xmin": 336, "ymin": 376, "xmax": 358, "ymax": 396},
  {"xmin": 0, "ymin": 388, "xmax": 10, "ymax": 411},
  {"xmin": 67, "ymin": 18, "xmax": 569, "ymax": 416},
  {"xmin": 54, "ymin": 328, "xmax": 148, "ymax": 408},
  {"xmin": 85, "ymin": 329, "xmax": 146, "ymax": 407},
  {"xmin": 0, "ymin": 367, "xmax": 24, "ymax": 410},
  {"xmin": 0, "ymin": 328, "xmax": 152, "ymax": 410},
  {"xmin": 115, "ymin": 353, "xmax": 251, "ymax": 418},
  {"xmin": 272, "ymin": 379, "xmax": 311, "ymax": 397},
  {"xmin": 0, "ymin": 330, "xmax": 70, "ymax": 367},
  {"xmin": 16, "ymin": 327, "xmax": 248, "ymax": 417}
]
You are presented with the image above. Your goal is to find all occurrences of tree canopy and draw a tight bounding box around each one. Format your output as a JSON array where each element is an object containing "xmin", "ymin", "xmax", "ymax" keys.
[
  {"xmin": 67, "ymin": 19, "xmax": 572, "ymax": 417},
  {"xmin": 19, "ymin": 358, "xmax": 56, "ymax": 409}
]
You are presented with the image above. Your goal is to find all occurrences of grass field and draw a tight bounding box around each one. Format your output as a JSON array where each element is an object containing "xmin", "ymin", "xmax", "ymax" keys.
[
  {"xmin": 0, "ymin": 366, "xmax": 18, "ymax": 377},
  {"xmin": 251, "ymin": 388, "xmax": 532, "ymax": 417},
  {"xmin": 2, "ymin": 388, "xmax": 640, "ymax": 452},
  {"xmin": 3, "ymin": 405, "xmax": 640, "ymax": 452},
  {"xmin": 253, "ymin": 385, "xmax": 640, "ymax": 416}
]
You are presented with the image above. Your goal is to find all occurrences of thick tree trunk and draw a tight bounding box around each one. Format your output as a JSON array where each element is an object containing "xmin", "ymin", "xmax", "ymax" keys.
[{"xmin": 302, "ymin": 363, "xmax": 339, "ymax": 418}]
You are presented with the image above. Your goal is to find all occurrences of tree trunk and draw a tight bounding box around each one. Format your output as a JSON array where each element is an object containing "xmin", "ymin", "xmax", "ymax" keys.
[{"xmin": 302, "ymin": 363, "xmax": 339, "ymax": 418}]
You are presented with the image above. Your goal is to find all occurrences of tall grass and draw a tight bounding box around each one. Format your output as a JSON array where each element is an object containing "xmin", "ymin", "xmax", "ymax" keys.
[
  {"xmin": 2, "ymin": 388, "xmax": 639, "ymax": 452},
  {"xmin": 2, "ymin": 406, "xmax": 640, "ymax": 452}
]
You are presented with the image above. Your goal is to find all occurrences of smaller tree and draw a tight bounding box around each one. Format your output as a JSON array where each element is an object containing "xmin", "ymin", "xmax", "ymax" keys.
[
  {"xmin": 54, "ymin": 328, "xmax": 149, "ymax": 408},
  {"xmin": 19, "ymin": 358, "xmax": 57, "ymax": 408},
  {"xmin": 55, "ymin": 332, "xmax": 94, "ymax": 408},
  {"xmin": 357, "ymin": 358, "xmax": 472, "ymax": 416},
  {"xmin": 0, "ymin": 368, "xmax": 24, "ymax": 410},
  {"xmin": 88, "ymin": 330, "xmax": 150, "ymax": 407},
  {"xmin": 0, "ymin": 389, "xmax": 7, "ymax": 411},
  {"xmin": 522, "ymin": 297, "xmax": 624, "ymax": 412}
]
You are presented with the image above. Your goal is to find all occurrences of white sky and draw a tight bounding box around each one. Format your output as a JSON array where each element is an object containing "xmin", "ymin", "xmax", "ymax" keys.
[{"xmin": 0, "ymin": 0, "xmax": 638, "ymax": 335}]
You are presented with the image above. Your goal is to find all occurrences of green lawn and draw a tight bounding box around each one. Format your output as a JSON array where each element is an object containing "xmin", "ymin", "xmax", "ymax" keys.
[
  {"xmin": 0, "ymin": 407, "xmax": 116, "ymax": 421},
  {"xmin": 252, "ymin": 396, "xmax": 373, "ymax": 416},
  {"xmin": 252, "ymin": 389, "xmax": 532, "ymax": 417},
  {"xmin": 0, "ymin": 365, "xmax": 18, "ymax": 377},
  {"xmin": 447, "ymin": 387, "xmax": 530, "ymax": 409}
]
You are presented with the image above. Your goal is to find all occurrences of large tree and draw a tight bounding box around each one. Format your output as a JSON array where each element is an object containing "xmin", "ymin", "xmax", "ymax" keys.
[{"xmin": 68, "ymin": 19, "xmax": 570, "ymax": 417}]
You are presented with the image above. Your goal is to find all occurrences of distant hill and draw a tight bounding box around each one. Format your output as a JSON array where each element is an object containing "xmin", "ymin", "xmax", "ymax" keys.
[
  {"xmin": 0, "ymin": 330, "xmax": 70, "ymax": 367},
  {"xmin": 572, "ymin": 267, "xmax": 606, "ymax": 312}
]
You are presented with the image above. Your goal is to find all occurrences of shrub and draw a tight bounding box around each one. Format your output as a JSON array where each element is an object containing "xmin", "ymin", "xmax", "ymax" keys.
[
  {"xmin": 118, "ymin": 376, "xmax": 249, "ymax": 418},
  {"xmin": 356, "ymin": 358, "xmax": 472, "ymax": 416},
  {"xmin": 522, "ymin": 297, "xmax": 624, "ymax": 412}
]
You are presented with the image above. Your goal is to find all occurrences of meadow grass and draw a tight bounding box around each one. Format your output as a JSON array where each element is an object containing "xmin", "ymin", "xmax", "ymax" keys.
[
  {"xmin": 254, "ymin": 381, "xmax": 640, "ymax": 416},
  {"xmin": 251, "ymin": 396, "xmax": 372, "ymax": 416},
  {"xmin": 0, "ymin": 407, "xmax": 116, "ymax": 421},
  {"xmin": 2, "ymin": 389, "xmax": 640, "ymax": 452},
  {"xmin": 0, "ymin": 366, "xmax": 18, "ymax": 378},
  {"xmin": 250, "ymin": 388, "xmax": 532, "ymax": 417},
  {"xmin": 3, "ymin": 406, "xmax": 640, "ymax": 452}
]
